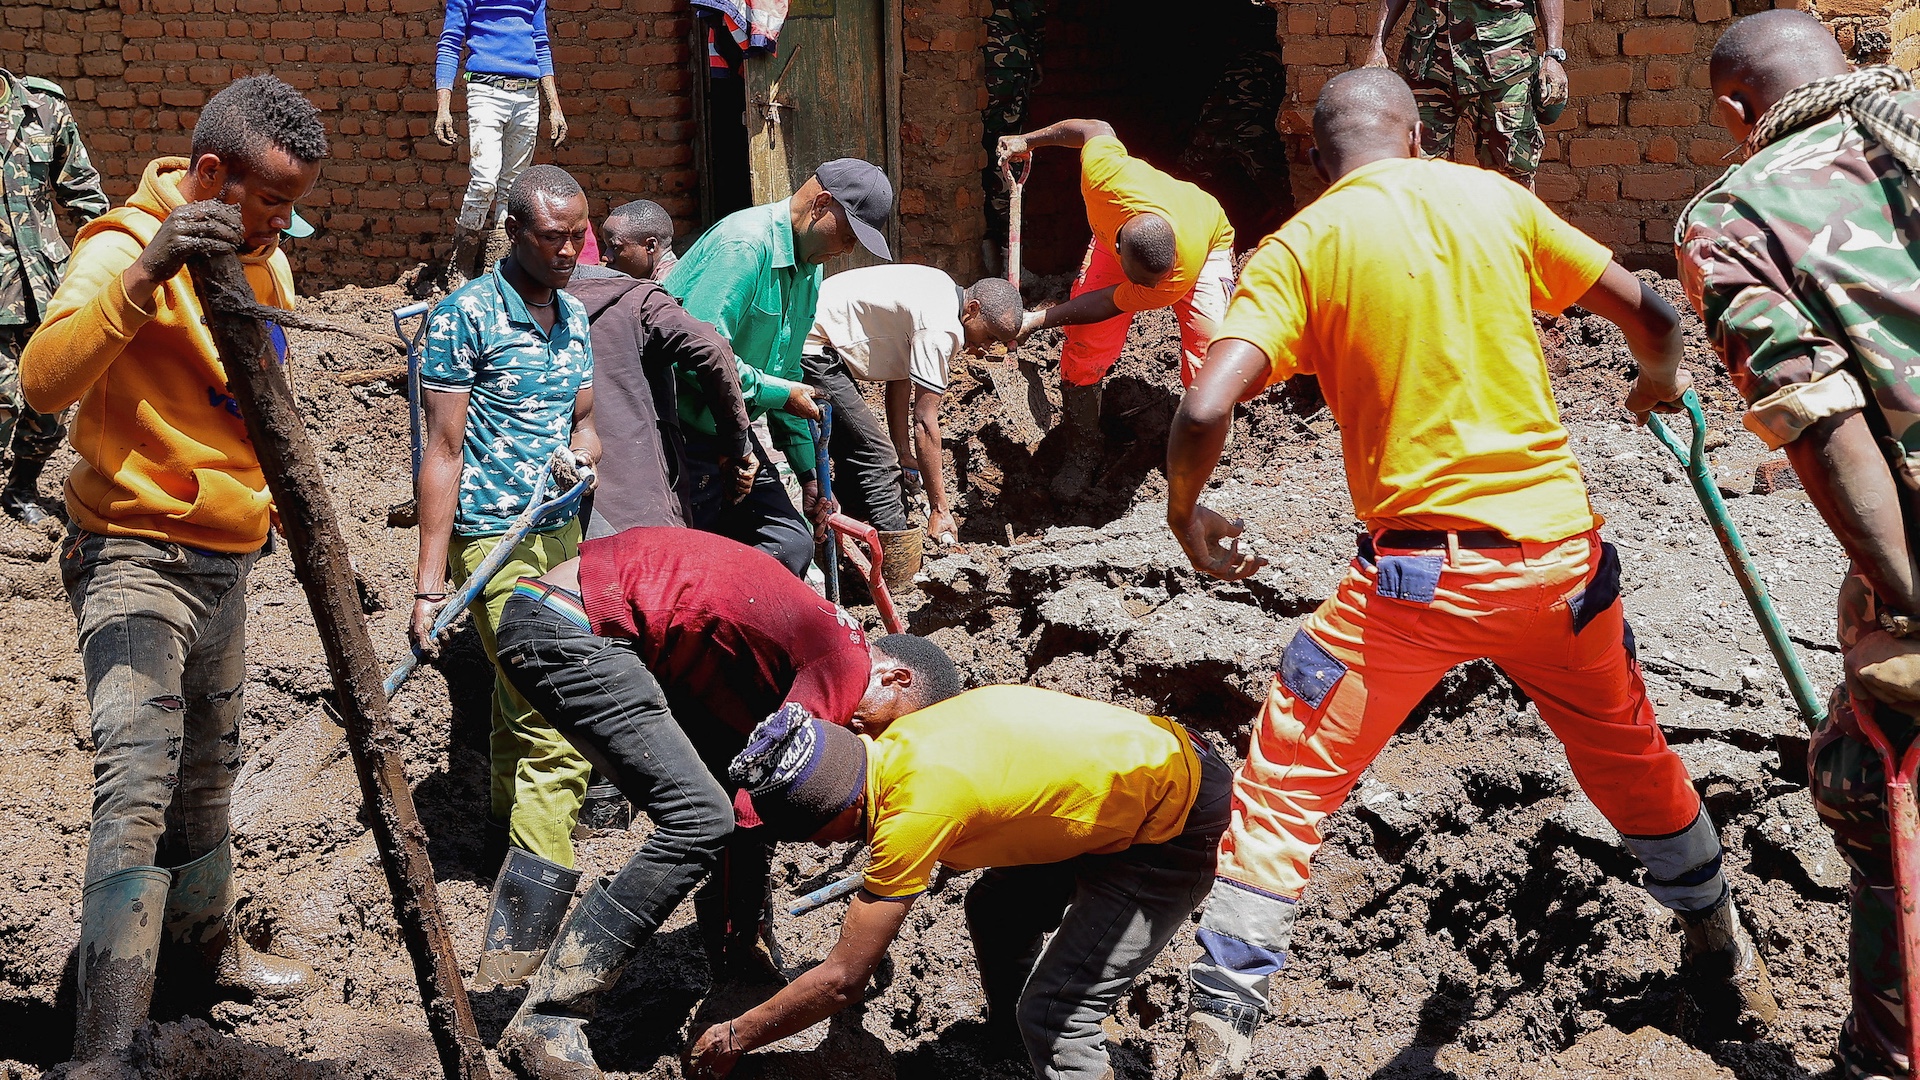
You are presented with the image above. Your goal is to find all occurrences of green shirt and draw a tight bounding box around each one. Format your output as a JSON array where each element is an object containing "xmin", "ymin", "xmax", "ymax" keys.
[{"xmin": 664, "ymin": 200, "xmax": 820, "ymax": 469}]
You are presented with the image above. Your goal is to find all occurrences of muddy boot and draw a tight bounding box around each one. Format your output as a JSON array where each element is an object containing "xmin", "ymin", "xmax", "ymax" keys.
[
  {"xmin": 877, "ymin": 526, "xmax": 924, "ymax": 596},
  {"xmin": 497, "ymin": 881, "xmax": 648, "ymax": 1080},
  {"xmin": 443, "ymin": 225, "xmax": 483, "ymax": 291},
  {"xmin": 477, "ymin": 846, "xmax": 583, "ymax": 988},
  {"xmin": 479, "ymin": 224, "xmax": 511, "ymax": 276},
  {"xmin": 1, "ymin": 456, "xmax": 50, "ymax": 526},
  {"xmin": 72, "ymin": 866, "xmax": 170, "ymax": 1066},
  {"xmin": 1177, "ymin": 1001, "xmax": 1258, "ymax": 1080},
  {"xmin": 574, "ymin": 778, "xmax": 633, "ymax": 839},
  {"xmin": 163, "ymin": 836, "xmax": 315, "ymax": 1000},
  {"xmin": 1679, "ymin": 893, "xmax": 1778, "ymax": 1035},
  {"xmin": 1050, "ymin": 381, "xmax": 1104, "ymax": 502}
]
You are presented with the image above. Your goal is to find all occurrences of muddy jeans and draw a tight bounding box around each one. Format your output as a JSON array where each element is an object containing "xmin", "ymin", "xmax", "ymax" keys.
[
  {"xmin": 457, "ymin": 80, "xmax": 540, "ymax": 232},
  {"xmin": 967, "ymin": 741, "xmax": 1233, "ymax": 1079},
  {"xmin": 800, "ymin": 347, "xmax": 912, "ymax": 533},
  {"xmin": 60, "ymin": 528, "xmax": 259, "ymax": 886}
]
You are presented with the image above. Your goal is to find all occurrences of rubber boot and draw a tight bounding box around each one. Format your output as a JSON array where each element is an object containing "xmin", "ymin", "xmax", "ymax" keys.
[
  {"xmin": 497, "ymin": 881, "xmax": 649, "ymax": 1080},
  {"xmin": 574, "ymin": 778, "xmax": 633, "ymax": 839},
  {"xmin": 163, "ymin": 835, "xmax": 316, "ymax": 1000},
  {"xmin": 477, "ymin": 846, "xmax": 583, "ymax": 988},
  {"xmin": 72, "ymin": 865, "xmax": 170, "ymax": 1065},
  {"xmin": 1680, "ymin": 892, "xmax": 1779, "ymax": 1035},
  {"xmin": 1177, "ymin": 1000, "xmax": 1259, "ymax": 1080},
  {"xmin": 1050, "ymin": 381, "xmax": 1104, "ymax": 502},
  {"xmin": 480, "ymin": 224, "xmax": 511, "ymax": 277},
  {"xmin": 1, "ymin": 455, "xmax": 50, "ymax": 526},
  {"xmin": 877, "ymin": 525, "xmax": 924, "ymax": 596},
  {"xmin": 444, "ymin": 225, "xmax": 483, "ymax": 291}
]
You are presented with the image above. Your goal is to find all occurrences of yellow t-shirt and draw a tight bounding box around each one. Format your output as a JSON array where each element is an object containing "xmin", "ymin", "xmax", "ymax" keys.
[
  {"xmin": 861, "ymin": 685, "xmax": 1202, "ymax": 898},
  {"xmin": 1221, "ymin": 156, "xmax": 1611, "ymax": 543},
  {"xmin": 1081, "ymin": 134, "xmax": 1234, "ymax": 314}
]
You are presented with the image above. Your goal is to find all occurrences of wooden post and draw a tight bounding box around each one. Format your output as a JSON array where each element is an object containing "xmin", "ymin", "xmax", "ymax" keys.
[{"xmin": 189, "ymin": 254, "xmax": 490, "ymax": 1080}]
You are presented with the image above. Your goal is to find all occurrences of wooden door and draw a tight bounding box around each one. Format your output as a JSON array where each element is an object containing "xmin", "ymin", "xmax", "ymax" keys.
[{"xmin": 744, "ymin": 0, "xmax": 899, "ymax": 271}]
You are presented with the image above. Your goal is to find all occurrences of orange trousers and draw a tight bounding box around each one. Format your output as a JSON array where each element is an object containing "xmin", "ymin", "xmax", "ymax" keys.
[
  {"xmin": 1189, "ymin": 530, "xmax": 1722, "ymax": 1016},
  {"xmin": 1059, "ymin": 237, "xmax": 1235, "ymax": 388}
]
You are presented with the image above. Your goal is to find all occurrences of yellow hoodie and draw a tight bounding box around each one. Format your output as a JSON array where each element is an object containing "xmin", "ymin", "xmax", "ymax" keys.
[{"xmin": 21, "ymin": 157, "xmax": 295, "ymax": 553}]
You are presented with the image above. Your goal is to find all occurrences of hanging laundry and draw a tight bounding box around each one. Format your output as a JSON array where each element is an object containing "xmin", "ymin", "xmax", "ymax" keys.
[{"xmin": 692, "ymin": 0, "xmax": 789, "ymax": 78}]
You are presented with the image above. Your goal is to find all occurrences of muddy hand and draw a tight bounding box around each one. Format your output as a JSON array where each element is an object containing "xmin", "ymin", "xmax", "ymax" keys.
[
  {"xmin": 997, "ymin": 134, "xmax": 1030, "ymax": 168},
  {"xmin": 409, "ymin": 596, "xmax": 449, "ymax": 658},
  {"xmin": 139, "ymin": 200, "xmax": 245, "ymax": 281},
  {"xmin": 687, "ymin": 1022, "xmax": 742, "ymax": 1078},
  {"xmin": 433, "ymin": 107, "xmax": 457, "ymax": 146},
  {"xmin": 1177, "ymin": 505, "xmax": 1267, "ymax": 581},
  {"xmin": 1624, "ymin": 367, "xmax": 1692, "ymax": 425},
  {"xmin": 721, "ymin": 454, "xmax": 759, "ymax": 505},
  {"xmin": 783, "ymin": 382, "xmax": 824, "ymax": 422},
  {"xmin": 928, "ymin": 508, "xmax": 958, "ymax": 547},
  {"xmin": 802, "ymin": 479, "xmax": 837, "ymax": 543}
]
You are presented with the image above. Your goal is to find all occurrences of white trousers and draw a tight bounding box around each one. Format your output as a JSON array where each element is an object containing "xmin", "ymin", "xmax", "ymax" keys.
[{"xmin": 459, "ymin": 81, "xmax": 540, "ymax": 231}]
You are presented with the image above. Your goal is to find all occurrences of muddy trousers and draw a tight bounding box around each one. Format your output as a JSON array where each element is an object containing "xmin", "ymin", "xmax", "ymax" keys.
[
  {"xmin": 456, "ymin": 80, "xmax": 539, "ymax": 232},
  {"xmin": 970, "ymin": 744, "xmax": 1233, "ymax": 1079},
  {"xmin": 1187, "ymin": 530, "xmax": 1725, "ymax": 1016},
  {"xmin": 1813, "ymin": 571, "xmax": 1917, "ymax": 1080},
  {"xmin": 59, "ymin": 528, "xmax": 259, "ymax": 885},
  {"xmin": 1058, "ymin": 238, "xmax": 1234, "ymax": 389},
  {"xmin": 684, "ymin": 430, "xmax": 814, "ymax": 579},
  {"xmin": 449, "ymin": 516, "xmax": 590, "ymax": 867},
  {"xmin": 0, "ymin": 324, "xmax": 64, "ymax": 467},
  {"xmin": 496, "ymin": 595, "xmax": 735, "ymax": 938},
  {"xmin": 800, "ymin": 347, "xmax": 912, "ymax": 533}
]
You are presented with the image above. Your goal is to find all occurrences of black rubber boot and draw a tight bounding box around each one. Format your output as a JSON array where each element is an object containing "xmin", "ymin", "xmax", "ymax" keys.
[
  {"xmin": 497, "ymin": 881, "xmax": 649, "ymax": 1080},
  {"xmin": 1, "ymin": 456, "xmax": 50, "ymax": 526},
  {"xmin": 1050, "ymin": 381, "xmax": 1104, "ymax": 501},
  {"xmin": 162, "ymin": 835, "xmax": 316, "ymax": 1001},
  {"xmin": 476, "ymin": 846, "xmax": 583, "ymax": 988},
  {"xmin": 72, "ymin": 866, "xmax": 170, "ymax": 1066}
]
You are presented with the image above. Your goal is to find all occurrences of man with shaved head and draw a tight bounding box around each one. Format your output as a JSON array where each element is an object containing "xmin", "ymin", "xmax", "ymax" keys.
[
  {"xmin": 1679, "ymin": 13, "xmax": 1920, "ymax": 1077},
  {"xmin": 997, "ymin": 119, "xmax": 1236, "ymax": 499},
  {"xmin": 1167, "ymin": 67, "xmax": 1776, "ymax": 1077}
]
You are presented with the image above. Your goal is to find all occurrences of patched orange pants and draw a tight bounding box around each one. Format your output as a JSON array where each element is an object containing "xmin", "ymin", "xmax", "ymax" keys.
[{"xmin": 1058, "ymin": 238, "xmax": 1235, "ymax": 388}]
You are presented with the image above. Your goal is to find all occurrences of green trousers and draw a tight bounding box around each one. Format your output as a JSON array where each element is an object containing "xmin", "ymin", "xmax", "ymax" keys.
[{"xmin": 450, "ymin": 517, "xmax": 588, "ymax": 866}]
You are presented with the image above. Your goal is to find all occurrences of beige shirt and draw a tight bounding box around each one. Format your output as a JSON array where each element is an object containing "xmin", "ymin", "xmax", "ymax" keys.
[{"xmin": 803, "ymin": 264, "xmax": 963, "ymax": 392}]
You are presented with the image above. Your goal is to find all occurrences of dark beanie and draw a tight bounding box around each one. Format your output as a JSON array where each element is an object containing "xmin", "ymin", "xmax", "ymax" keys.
[{"xmin": 729, "ymin": 703, "xmax": 867, "ymax": 840}]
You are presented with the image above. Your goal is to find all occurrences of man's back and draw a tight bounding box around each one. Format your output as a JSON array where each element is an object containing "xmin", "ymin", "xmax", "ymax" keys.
[
  {"xmin": 805, "ymin": 263, "xmax": 962, "ymax": 389},
  {"xmin": 1226, "ymin": 155, "xmax": 1610, "ymax": 542}
]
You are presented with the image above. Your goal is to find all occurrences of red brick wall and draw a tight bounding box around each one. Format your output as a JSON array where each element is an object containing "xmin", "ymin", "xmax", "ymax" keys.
[
  {"xmin": 1, "ymin": 0, "xmax": 700, "ymax": 290},
  {"xmin": 899, "ymin": 0, "xmax": 990, "ymax": 284}
]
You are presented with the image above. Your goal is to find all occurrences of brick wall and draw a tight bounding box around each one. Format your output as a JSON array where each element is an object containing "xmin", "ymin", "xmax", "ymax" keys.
[
  {"xmin": 1, "ymin": 0, "xmax": 699, "ymax": 290},
  {"xmin": 898, "ymin": 0, "xmax": 990, "ymax": 283}
]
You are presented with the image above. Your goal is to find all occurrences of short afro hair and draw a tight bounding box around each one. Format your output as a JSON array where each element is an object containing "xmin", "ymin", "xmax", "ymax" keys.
[
  {"xmin": 604, "ymin": 199, "xmax": 675, "ymax": 246},
  {"xmin": 506, "ymin": 164, "xmax": 586, "ymax": 226},
  {"xmin": 1117, "ymin": 214, "xmax": 1176, "ymax": 281},
  {"xmin": 965, "ymin": 278, "xmax": 1023, "ymax": 341},
  {"xmin": 189, "ymin": 74, "xmax": 329, "ymax": 173},
  {"xmin": 873, "ymin": 633, "xmax": 962, "ymax": 710}
]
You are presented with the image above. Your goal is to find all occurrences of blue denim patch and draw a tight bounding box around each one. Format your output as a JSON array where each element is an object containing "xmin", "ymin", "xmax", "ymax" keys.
[
  {"xmin": 1568, "ymin": 541, "xmax": 1622, "ymax": 635},
  {"xmin": 1375, "ymin": 553, "xmax": 1443, "ymax": 603},
  {"xmin": 1196, "ymin": 927, "xmax": 1289, "ymax": 976},
  {"xmin": 1280, "ymin": 630, "xmax": 1347, "ymax": 710}
]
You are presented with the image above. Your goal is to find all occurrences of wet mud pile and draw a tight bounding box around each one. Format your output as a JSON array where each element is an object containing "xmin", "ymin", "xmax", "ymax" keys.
[{"xmin": 0, "ymin": 273, "xmax": 1854, "ymax": 1079}]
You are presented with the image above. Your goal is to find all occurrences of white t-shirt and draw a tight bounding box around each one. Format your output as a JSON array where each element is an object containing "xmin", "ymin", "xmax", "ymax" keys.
[{"xmin": 803, "ymin": 264, "xmax": 964, "ymax": 393}]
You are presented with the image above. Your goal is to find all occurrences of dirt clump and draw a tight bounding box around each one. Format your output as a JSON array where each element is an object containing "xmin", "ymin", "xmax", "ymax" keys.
[{"xmin": 0, "ymin": 272, "xmax": 1855, "ymax": 1079}]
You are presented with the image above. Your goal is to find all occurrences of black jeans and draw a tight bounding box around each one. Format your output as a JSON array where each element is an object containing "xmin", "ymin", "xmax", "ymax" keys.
[
  {"xmin": 684, "ymin": 429, "xmax": 814, "ymax": 578},
  {"xmin": 800, "ymin": 348, "xmax": 912, "ymax": 533},
  {"xmin": 496, "ymin": 596, "xmax": 735, "ymax": 933},
  {"xmin": 965, "ymin": 741, "xmax": 1235, "ymax": 1080}
]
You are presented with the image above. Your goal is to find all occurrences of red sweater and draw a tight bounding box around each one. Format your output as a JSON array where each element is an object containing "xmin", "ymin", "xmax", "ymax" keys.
[{"xmin": 577, "ymin": 527, "xmax": 870, "ymax": 733}]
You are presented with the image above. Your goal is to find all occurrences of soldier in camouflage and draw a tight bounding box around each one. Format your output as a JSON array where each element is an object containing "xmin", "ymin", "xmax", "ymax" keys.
[
  {"xmin": 0, "ymin": 68, "xmax": 106, "ymax": 525},
  {"xmin": 1179, "ymin": 48, "xmax": 1293, "ymax": 240},
  {"xmin": 1677, "ymin": 14, "xmax": 1920, "ymax": 1078},
  {"xmin": 981, "ymin": 0, "xmax": 1045, "ymax": 269},
  {"xmin": 1366, "ymin": 0, "xmax": 1568, "ymax": 185}
]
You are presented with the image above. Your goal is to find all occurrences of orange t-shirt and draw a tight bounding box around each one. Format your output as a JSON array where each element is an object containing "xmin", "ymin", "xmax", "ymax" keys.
[
  {"xmin": 1080, "ymin": 135, "xmax": 1233, "ymax": 313},
  {"xmin": 1218, "ymin": 156, "xmax": 1611, "ymax": 543}
]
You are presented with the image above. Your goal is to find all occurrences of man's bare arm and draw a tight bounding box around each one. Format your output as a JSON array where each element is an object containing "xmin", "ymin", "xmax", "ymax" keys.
[
  {"xmin": 1786, "ymin": 412, "xmax": 1920, "ymax": 614},
  {"xmin": 1573, "ymin": 263, "xmax": 1691, "ymax": 422},
  {"xmin": 1167, "ymin": 339, "xmax": 1271, "ymax": 580}
]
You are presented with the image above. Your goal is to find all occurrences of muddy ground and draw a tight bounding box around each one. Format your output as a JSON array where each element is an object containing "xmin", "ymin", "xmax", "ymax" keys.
[{"xmin": 0, "ymin": 273, "xmax": 1855, "ymax": 1080}]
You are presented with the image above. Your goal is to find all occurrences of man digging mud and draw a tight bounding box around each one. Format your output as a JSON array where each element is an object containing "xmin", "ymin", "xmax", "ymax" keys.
[
  {"xmin": 685, "ymin": 684, "xmax": 1233, "ymax": 1080},
  {"xmin": 1678, "ymin": 13, "xmax": 1920, "ymax": 1077},
  {"xmin": 19, "ymin": 74, "xmax": 325, "ymax": 1072},
  {"xmin": 484, "ymin": 526, "xmax": 956, "ymax": 1079},
  {"xmin": 997, "ymin": 118, "xmax": 1236, "ymax": 500},
  {"xmin": 1164, "ymin": 68, "xmax": 1778, "ymax": 1078},
  {"xmin": 411, "ymin": 163, "xmax": 601, "ymax": 987}
]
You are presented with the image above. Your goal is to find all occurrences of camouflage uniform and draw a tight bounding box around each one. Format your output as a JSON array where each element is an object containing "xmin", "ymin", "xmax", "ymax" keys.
[
  {"xmin": 1678, "ymin": 87, "xmax": 1920, "ymax": 1080},
  {"xmin": 981, "ymin": 0, "xmax": 1045, "ymax": 242},
  {"xmin": 1400, "ymin": 0, "xmax": 1544, "ymax": 182},
  {"xmin": 1179, "ymin": 48, "xmax": 1293, "ymax": 228},
  {"xmin": 0, "ymin": 69, "xmax": 106, "ymax": 466}
]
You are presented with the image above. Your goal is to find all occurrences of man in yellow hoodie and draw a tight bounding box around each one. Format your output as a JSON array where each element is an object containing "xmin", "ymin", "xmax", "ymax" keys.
[{"xmin": 19, "ymin": 74, "xmax": 327, "ymax": 1069}]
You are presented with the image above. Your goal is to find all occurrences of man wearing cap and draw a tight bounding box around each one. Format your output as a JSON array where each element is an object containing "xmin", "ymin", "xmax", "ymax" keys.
[
  {"xmin": 663, "ymin": 158, "xmax": 894, "ymax": 577},
  {"xmin": 997, "ymin": 120, "xmax": 1237, "ymax": 501},
  {"xmin": 484, "ymin": 525, "xmax": 958, "ymax": 1079},
  {"xmin": 0, "ymin": 67, "xmax": 107, "ymax": 525},
  {"xmin": 687, "ymin": 684, "xmax": 1234, "ymax": 1080}
]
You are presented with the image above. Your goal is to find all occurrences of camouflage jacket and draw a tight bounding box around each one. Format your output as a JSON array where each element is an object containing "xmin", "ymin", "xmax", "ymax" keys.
[
  {"xmin": 1402, "ymin": 0, "xmax": 1538, "ymax": 90},
  {"xmin": 0, "ymin": 70, "xmax": 107, "ymax": 328},
  {"xmin": 1677, "ymin": 90, "xmax": 1920, "ymax": 490}
]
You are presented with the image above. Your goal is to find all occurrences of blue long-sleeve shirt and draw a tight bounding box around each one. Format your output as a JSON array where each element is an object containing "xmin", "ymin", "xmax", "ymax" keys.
[{"xmin": 436, "ymin": 0, "xmax": 554, "ymax": 89}]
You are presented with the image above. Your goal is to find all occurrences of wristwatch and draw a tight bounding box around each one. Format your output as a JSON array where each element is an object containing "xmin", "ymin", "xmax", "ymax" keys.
[{"xmin": 1544, "ymin": 47, "xmax": 1568, "ymax": 61}]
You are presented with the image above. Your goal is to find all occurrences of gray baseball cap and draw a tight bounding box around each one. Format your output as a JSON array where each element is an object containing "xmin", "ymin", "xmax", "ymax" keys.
[{"xmin": 815, "ymin": 158, "xmax": 893, "ymax": 260}]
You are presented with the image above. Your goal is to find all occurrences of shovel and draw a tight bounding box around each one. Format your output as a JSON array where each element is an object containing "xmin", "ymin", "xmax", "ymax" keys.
[
  {"xmin": 386, "ymin": 301, "xmax": 432, "ymax": 528},
  {"xmin": 993, "ymin": 156, "xmax": 1053, "ymax": 441}
]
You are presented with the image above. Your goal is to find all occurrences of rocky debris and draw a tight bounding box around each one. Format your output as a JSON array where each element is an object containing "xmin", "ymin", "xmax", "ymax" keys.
[
  {"xmin": 1552, "ymin": 1024, "xmax": 1738, "ymax": 1079},
  {"xmin": 1747, "ymin": 790, "xmax": 1850, "ymax": 899},
  {"xmin": 1751, "ymin": 459, "xmax": 1803, "ymax": 496}
]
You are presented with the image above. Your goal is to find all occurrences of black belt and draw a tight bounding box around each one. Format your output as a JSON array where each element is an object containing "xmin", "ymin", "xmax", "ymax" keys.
[
  {"xmin": 466, "ymin": 72, "xmax": 540, "ymax": 90},
  {"xmin": 1374, "ymin": 529, "xmax": 1520, "ymax": 550}
]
